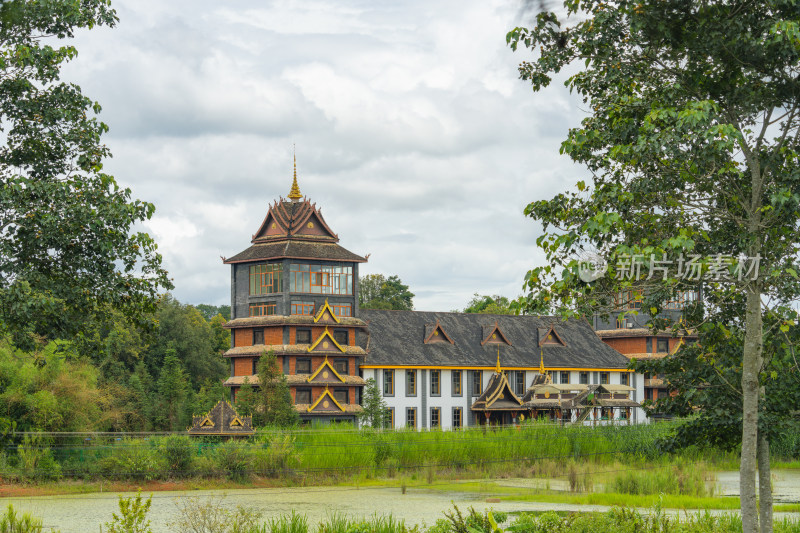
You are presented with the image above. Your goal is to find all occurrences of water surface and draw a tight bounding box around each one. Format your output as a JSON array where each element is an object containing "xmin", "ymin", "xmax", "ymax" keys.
[{"xmin": 3, "ymin": 471, "xmax": 799, "ymax": 532}]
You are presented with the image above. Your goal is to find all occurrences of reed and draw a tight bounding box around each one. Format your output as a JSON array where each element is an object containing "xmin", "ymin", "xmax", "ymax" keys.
[{"xmin": 5, "ymin": 418, "xmax": 796, "ymax": 487}]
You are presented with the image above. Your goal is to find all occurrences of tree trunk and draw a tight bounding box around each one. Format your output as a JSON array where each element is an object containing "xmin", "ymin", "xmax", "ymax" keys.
[
  {"xmin": 741, "ymin": 286, "xmax": 763, "ymax": 533},
  {"xmin": 758, "ymin": 431, "xmax": 773, "ymax": 533}
]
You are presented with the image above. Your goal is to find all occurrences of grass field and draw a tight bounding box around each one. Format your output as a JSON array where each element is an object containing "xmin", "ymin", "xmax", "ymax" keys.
[{"xmin": 1, "ymin": 419, "xmax": 797, "ymax": 510}]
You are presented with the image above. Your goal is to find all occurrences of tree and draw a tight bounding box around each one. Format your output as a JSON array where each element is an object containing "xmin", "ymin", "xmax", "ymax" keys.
[
  {"xmin": 234, "ymin": 378, "xmax": 258, "ymax": 418},
  {"xmin": 154, "ymin": 350, "xmax": 190, "ymax": 431},
  {"xmin": 507, "ymin": 2, "xmax": 800, "ymax": 531},
  {"xmin": 358, "ymin": 378, "xmax": 389, "ymax": 428},
  {"xmin": 462, "ymin": 294, "xmax": 515, "ymax": 315},
  {"xmin": 0, "ymin": 339, "xmax": 115, "ymax": 431},
  {"xmin": 193, "ymin": 378, "xmax": 227, "ymax": 416},
  {"xmin": 255, "ymin": 351, "xmax": 299, "ymax": 427},
  {"xmin": 359, "ymin": 274, "xmax": 414, "ymax": 310},
  {"xmin": 634, "ymin": 306, "xmax": 800, "ymax": 455},
  {"xmin": 0, "ymin": 0, "xmax": 172, "ymax": 351},
  {"xmin": 195, "ymin": 304, "xmax": 231, "ymax": 321},
  {"xmin": 208, "ymin": 314, "xmax": 232, "ymax": 354},
  {"xmin": 143, "ymin": 296, "xmax": 227, "ymax": 389}
]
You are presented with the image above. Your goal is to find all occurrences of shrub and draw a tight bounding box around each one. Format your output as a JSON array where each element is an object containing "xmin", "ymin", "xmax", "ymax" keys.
[
  {"xmin": 0, "ymin": 504, "xmax": 45, "ymax": 533},
  {"xmin": 16, "ymin": 434, "xmax": 61, "ymax": 482},
  {"xmin": 98, "ymin": 439, "xmax": 160, "ymax": 481},
  {"xmin": 442, "ymin": 506, "xmax": 505, "ymax": 533},
  {"xmin": 267, "ymin": 511, "xmax": 308, "ymax": 533},
  {"xmin": 104, "ymin": 491, "xmax": 152, "ymax": 533},
  {"xmin": 170, "ymin": 496, "xmax": 261, "ymax": 533},
  {"xmin": 213, "ymin": 441, "xmax": 253, "ymax": 481},
  {"xmin": 252, "ymin": 434, "xmax": 295, "ymax": 477},
  {"xmin": 160, "ymin": 435, "xmax": 194, "ymax": 478}
]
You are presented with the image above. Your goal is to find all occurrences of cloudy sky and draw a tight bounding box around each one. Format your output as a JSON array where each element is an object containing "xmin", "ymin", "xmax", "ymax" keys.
[{"xmin": 63, "ymin": 0, "xmax": 588, "ymax": 312}]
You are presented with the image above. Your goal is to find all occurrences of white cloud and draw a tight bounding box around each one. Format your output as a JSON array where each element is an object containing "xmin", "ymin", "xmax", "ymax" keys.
[{"xmin": 58, "ymin": 0, "xmax": 589, "ymax": 310}]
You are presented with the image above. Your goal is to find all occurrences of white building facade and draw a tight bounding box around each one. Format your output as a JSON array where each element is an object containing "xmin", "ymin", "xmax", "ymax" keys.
[{"xmin": 357, "ymin": 310, "xmax": 646, "ymax": 430}]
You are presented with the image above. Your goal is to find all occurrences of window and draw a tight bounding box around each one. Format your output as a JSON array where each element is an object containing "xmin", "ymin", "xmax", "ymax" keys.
[
  {"xmin": 515, "ymin": 371, "xmax": 525, "ymax": 395},
  {"xmin": 333, "ymin": 329, "xmax": 349, "ymax": 346},
  {"xmin": 620, "ymin": 372, "xmax": 630, "ymax": 386},
  {"xmin": 406, "ymin": 407, "xmax": 417, "ymax": 428},
  {"xmin": 452, "ymin": 407, "xmax": 462, "ymax": 429},
  {"xmin": 251, "ymin": 358, "xmax": 258, "ymax": 375},
  {"xmin": 253, "ymin": 328, "xmax": 264, "ymax": 345},
  {"xmin": 430, "ymin": 370, "xmax": 441, "ymax": 396},
  {"xmin": 615, "ymin": 290, "xmax": 643, "ymax": 310},
  {"xmin": 386, "ymin": 408, "xmax": 394, "ymax": 428},
  {"xmin": 657, "ymin": 338, "xmax": 669, "ymax": 353},
  {"xmin": 579, "ymin": 371, "xmax": 589, "ymax": 385},
  {"xmin": 452, "ymin": 370, "xmax": 462, "ymax": 396},
  {"xmin": 664, "ymin": 290, "xmax": 699, "ymax": 310},
  {"xmin": 296, "ymin": 329, "xmax": 311, "ymax": 344},
  {"xmin": 334, "ymin": 388, "xmax": 348, "ymax": 405},
  {"xmin": 332, "ymin": 304, "xmax": 352, "ymax": 317},
  {"xmin": 472, "ymin": 371, "xmax": 482, "ymax": 395},
  {"xmin": 333, "ymin": 359, "xmax": 348, "ymax": 375},
  {"xmin": 406, "ymin": 370, "xmax": 417, "ymax": 396},
  {"xmin": 560, "ymin": 371, "xmax": 570, "ymax": 384},
  {"xmin": 289, "ymin": 264, "xmax": 353, "ymax": 295},
  {"xmin": 249, "ymin": 303, "xmax": 276, "ymax": 317},
  {"xmin": 616, "ymin": 317, "xmax": 624, "ymax": 329},
  {"xmin": 383, "ymin": 370, "xmax": 394, "ymax": 395},
  {"xmin": 249, "ymin": 263, "xmax": 282, "ymax": 295},
  {"xmin": 291, "ymin": 301, "xmax": 315, "ymax": 316},
  {"xmin": 296, "ymin": 358, "xmax": 311, "ymax": 374},
  {"xmin": 645, "ymin": 388, "xmax": 653, "ymax": 401},
  {"xmin": 600, "ymin": 372, "xmax": 610, "ymax": 385},
  {"xmin": 296, "ymin": 388, "xmax": 311, "ymax": 404},
  {"xmin": 430, "ymin": 407, "xmax": 441, "ymax": 429}
]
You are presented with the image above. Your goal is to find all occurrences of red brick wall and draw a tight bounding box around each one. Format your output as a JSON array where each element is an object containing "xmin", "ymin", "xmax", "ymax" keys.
[
  {"xmin": 264, "ymin": 327, "xmax": 282, "ymax": 345},
  {"xmin": 234, "ymin": 329, "xmax": 252, "ymax": 347},
  {"xmin": 234, "ymin": 357, "xmax": 253, "ymax": 376},
  {"xmin": 602, "ymin": 337, "xmax": 647, "ymax": 354}
]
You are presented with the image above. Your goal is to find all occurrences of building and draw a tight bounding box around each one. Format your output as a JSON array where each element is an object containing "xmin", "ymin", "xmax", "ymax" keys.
[
  {"xmin": 593, "ymin": 290, "xmax": 699, "ymax": 404},
  {"xmin": 221, "ymin": 168, "xmax": 643, "ymax": 428},
  {"xmin": 220, "ymin": 162, "xmax": 368, "ymax": 424},
  {"xmin": 359, "ymin": 309, "xmax": 643, "ymax": 428}
]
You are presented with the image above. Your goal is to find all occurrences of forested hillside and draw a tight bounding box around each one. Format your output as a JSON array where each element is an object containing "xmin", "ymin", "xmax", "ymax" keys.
[{"xmin": 0, "ymin": 296, "xmax": 230, "ymax": 433}]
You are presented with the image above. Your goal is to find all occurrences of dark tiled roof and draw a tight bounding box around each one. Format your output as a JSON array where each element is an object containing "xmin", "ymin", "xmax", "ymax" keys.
[
  {"xmin": 359, "ymin": 310, "xmax": 631, "ymax": 370},
  {"xmin": 252, "ymin": 200, "xmax": 339, "ymax": 244},
  {"xmin": 224, "ymin": 240, "xmax": 367, "ymax": 264}
]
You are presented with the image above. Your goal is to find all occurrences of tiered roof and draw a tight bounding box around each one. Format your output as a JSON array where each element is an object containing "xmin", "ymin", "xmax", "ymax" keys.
[{"xmin": 223, "ymin": 164, "xmax": 366, "ymax": 264}]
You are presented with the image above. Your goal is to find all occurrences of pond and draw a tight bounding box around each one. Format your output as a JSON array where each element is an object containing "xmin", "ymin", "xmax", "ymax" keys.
[
  {"xmin": 1, "ymin": 485, "xmax": 518, "ymax": 532},
  {"xmin": 2, "ymin": 471, "xmax": 799, "ymax": 532}
]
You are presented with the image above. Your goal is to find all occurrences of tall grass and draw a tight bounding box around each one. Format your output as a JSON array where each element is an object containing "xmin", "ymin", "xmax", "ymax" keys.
[
  {"xmin": 3, "ymin": 418, "xmax": 797, "ymax": 485},
  {"xmin": 606, "ymin": 460, "xmax": 714, "ymax": 496},
  {"xmin": 288, "ymin": 419, "xmax": 674, "ymax": 481}
]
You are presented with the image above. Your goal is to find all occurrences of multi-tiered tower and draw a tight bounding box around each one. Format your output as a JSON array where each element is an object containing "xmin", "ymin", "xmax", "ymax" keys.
[{"xmin": 221, "ymin": 160, "xmax": 368, "ymax": 424}]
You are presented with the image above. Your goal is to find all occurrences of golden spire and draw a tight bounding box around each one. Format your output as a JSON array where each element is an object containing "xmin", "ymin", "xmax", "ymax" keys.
[
  {"xmin": 495, "ymin": 345, "xmax": 501, "ymax": 373},
  {"xmin": 539, "ymin": 349, "xmax": 545, "ymax": 375},
  {"xmin": 288, "ymin": 148, "xmax": 302, "ymax": 201}
]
